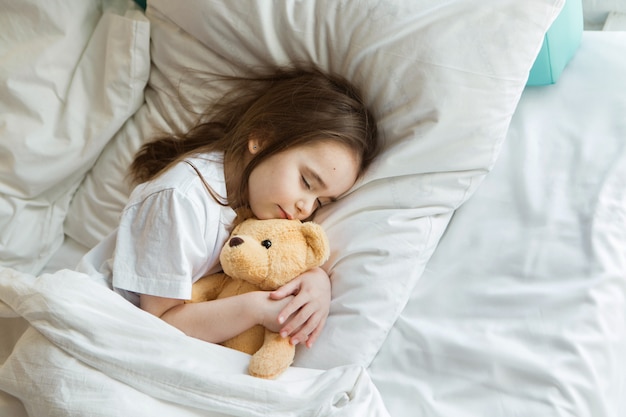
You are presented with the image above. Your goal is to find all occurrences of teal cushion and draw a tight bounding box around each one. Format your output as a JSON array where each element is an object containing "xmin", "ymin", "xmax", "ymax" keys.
[{"xmin": 527, "ymin": 0, "xmax": 583, "ymax": 86}]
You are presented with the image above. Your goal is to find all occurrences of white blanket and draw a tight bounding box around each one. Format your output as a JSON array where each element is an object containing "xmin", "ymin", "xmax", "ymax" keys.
[{"xmin": 0, "ymin": 267, "xmax": 389, "ymax": 417}]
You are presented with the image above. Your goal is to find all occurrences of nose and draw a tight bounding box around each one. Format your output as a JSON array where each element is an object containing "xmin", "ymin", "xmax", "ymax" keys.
[
  {"xmin": 296, "ymin": 197, "xmax": 316, "ymax": 220},
  {"xmin": 229, "ymin": 237, "xmax": 244, "ymax": 247}
]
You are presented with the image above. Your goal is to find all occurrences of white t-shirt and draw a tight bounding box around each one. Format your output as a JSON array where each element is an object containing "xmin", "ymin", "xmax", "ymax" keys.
[{"xmin": 76, "ymin": 153, "xmax": 237, "ymax": 306}]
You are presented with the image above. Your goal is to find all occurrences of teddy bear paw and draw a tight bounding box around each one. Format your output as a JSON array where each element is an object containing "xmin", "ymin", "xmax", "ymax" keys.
[{"xmin": 248, "ymin": 331, "xmax": 295, "ymax": 379}]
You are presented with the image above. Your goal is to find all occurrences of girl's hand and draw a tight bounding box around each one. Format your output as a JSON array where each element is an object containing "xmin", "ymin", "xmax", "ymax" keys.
[
  {"xmin": 269, "ymin": 267, "xmax": 331, "ymax": 348},
  {"xmin": 256, "ymin": 292, "xmax": 295, "ymax": 333}
]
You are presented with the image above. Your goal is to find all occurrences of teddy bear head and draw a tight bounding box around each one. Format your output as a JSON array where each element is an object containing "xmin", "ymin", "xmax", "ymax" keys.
[{"xmin": 219, "ymin": 218, "xmax": 330, "ymax": 290}]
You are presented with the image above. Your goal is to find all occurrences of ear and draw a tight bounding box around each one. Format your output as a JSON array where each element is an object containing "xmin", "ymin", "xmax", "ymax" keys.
[
  {"xmin": 247, "ymin": 132, "xmax": 263, "ymax": 155},
  {"xmin": 301, "ymin": 222, "xmax": 330, "ymax": 267}
]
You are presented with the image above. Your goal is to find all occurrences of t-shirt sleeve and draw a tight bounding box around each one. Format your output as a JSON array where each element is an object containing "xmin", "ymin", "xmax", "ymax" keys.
[{"xmin": 112, "ymin": 188, "xmax": 207, "ymax": 300}]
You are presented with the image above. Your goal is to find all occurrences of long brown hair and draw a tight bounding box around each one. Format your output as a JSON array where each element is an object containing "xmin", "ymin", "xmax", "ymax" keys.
[{"xmin": 129, "ymin": 66, "xmax": 379, "ymax": 209}]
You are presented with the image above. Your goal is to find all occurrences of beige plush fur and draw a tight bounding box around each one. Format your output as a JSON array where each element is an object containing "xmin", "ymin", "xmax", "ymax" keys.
[{"xmin": 189, "ymin": 217, "xmax": 329, "ymax": 379}]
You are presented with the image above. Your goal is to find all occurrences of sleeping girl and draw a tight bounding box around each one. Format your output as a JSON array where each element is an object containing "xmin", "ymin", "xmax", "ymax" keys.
[{"xmin": 77, "ymin": 66, "xmax": 380, "ymax": 349}]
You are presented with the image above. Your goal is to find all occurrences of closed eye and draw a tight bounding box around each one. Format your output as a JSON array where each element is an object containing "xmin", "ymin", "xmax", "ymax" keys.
[
  {"xmin": 301, "ymin": 175, "xmax": 311, "ymax": 190},
  {"xmin": 302, "ymin": 171, "xmax": 335, "ymax": 210}
]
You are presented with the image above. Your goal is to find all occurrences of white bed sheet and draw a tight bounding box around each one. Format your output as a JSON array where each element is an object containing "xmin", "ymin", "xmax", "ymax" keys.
[{"xmin": 369, "ymin": 31, "xmax": 626, "ymax": 417}]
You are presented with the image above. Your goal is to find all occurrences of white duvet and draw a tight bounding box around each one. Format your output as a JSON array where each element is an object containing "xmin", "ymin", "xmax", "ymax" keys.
[{"xmin": 0, "ymin": 267, "xmax": 389, "ymax": 417}]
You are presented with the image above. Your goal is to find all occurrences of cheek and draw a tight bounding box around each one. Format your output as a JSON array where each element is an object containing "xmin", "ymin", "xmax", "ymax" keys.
[
  {"xmin": 333, "ymin": 170, "xmax": 359, "ymax": 196},
  {"xmin": 245, "ymin": 172, "xmax": 261, "ymax": 210},
  {"xmin": 248, "ymin": 170, "xmax": 271, "ymax": 198},
  {"xmin": 246, "ymin": 168, "xmax": 278, "ymax": 213}
]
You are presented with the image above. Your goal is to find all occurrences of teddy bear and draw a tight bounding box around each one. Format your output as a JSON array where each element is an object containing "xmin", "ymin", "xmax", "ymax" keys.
[{"xmin": 188, "ymin": 216, "xmax": 330, "ymax": 379}]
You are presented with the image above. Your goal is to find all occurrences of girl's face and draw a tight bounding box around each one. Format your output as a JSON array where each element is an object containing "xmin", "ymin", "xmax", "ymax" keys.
[{"xmin": 247, "ymin": 140, "xmax": 359, "ymax": 221}]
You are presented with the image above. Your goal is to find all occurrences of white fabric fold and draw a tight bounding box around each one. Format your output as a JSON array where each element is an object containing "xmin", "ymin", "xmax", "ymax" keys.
[{"xmin": 0, "ymin": 267, "xmax": 389, "ymax": 417}]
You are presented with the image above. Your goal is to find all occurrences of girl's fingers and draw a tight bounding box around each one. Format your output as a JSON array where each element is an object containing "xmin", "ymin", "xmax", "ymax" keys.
[
  {"xmin": 277, "ymin": 296, "xmax": 305, "ymax": 325},
  {"xmin": 270, "ymin": 278, "xmax": 301, "ymax": 300},
  {"xmin": 304, "ymin": 320, "xmax": 325, "ymax": 348},
  {"xmin": 279, "ymin": 307, "xmax": 307, "ymax": 337},
  {"xmin": 271, "ymin": 269, "xmax": 330, "ymax": 347},
  {"xmin": 290, "ymin": 316, "xmax": 323, "ymax": 348},
  {"xmin": 282, "ymin": 308, "xmax": 320, "ymax": 344},
  {"xmin": 276, "ymin": 287, "xmax": 312, "ymax": 325}
]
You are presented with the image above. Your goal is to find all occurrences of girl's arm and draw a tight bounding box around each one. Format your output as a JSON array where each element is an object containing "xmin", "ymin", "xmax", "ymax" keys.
[
  {"xmin": 269, "ymin": 267, "xmax": 331, "ymax": 348},
  {"xmin": 140, "ymin": 291, "xmax": 295, "ymax": 344}
]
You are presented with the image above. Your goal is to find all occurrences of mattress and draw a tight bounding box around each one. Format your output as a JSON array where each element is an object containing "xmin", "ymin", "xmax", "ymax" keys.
[{"xmin": 370, "ymin": 31, "xmax": 626, "ymax": 416}]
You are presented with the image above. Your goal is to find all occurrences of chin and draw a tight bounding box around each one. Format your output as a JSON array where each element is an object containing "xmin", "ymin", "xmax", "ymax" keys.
[{"xmin": 250, "ymin": 209, "xmax": 270, "ymax": 220}]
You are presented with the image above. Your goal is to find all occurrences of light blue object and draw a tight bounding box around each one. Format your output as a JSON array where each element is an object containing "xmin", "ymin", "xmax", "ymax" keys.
[{"xmin": 527, "ymin": 0, "xmax": 583, "ymax": 86}]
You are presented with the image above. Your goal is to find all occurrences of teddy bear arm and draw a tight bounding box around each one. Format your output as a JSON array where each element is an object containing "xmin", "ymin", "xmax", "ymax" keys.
[
  {"xmin": 248, "ymin": 329, "xmax": 295, "ymax": 379},
  {"xmin": 188, "ymin": 273, "xmax": 229, "ymax": 303},
  {"xmin": 222, "ymin": 324, "xmax": 265, "ymax": 355}
]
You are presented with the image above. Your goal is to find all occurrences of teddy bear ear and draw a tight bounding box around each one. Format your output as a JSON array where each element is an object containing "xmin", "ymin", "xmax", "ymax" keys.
[{"xmin": 301, "ymin": 222, "xmax": 330, "ymax": 267}]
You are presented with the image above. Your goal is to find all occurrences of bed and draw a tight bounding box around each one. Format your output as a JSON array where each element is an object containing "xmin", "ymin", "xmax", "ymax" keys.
[{"xmin": 1, "ymin": 0, "xmax": 624, "ymax": 416}]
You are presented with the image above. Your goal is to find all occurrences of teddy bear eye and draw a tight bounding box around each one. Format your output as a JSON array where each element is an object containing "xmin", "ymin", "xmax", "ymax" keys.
[{"xmin": 261, "ymin": 239, "xmax": 272, "ymax": 249}]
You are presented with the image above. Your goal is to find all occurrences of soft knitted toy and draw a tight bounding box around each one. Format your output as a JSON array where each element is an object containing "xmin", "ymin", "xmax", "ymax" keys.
[{"xmin": 189, "ymin": 217, "xmax": 330, "ymax": 379}]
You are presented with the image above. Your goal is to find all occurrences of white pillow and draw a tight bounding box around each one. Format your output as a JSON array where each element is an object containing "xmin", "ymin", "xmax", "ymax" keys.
[
  {"xmin": 65, "ymin": 0, "xmax": 563, "ymax": 369},
  {"xmin": 0, "ymin": 0, "xmax": 150, "ymax": 274}
]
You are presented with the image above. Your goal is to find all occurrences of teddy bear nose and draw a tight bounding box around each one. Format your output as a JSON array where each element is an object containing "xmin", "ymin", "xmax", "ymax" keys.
[{"xmin": 229, "ymin": 237, "xmax": 244, "ymax": 247}]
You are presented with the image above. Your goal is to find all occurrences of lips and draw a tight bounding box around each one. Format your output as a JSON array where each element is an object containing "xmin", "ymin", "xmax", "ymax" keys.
[{"xmin": 278, "ymin": 206, "xmax": 292, "ymax": 220}]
